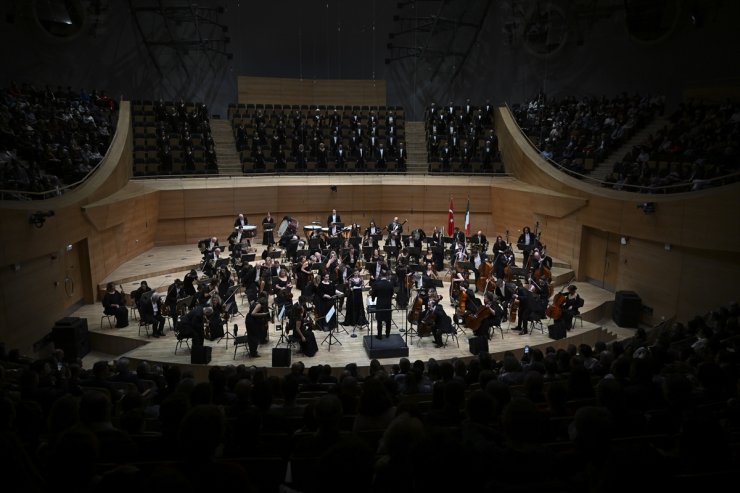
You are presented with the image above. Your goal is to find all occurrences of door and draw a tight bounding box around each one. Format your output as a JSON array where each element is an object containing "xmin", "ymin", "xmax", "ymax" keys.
[{"xmin": 580, "ymin": 227, "xmax": 620, "ymax": 292}]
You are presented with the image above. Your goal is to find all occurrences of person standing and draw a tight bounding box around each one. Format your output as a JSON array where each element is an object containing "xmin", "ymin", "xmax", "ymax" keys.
[
  {"xmin": 262, "ymin": 212, "xmax": 275, "ymax": 246},
  {"xmin": 370, "ymin": 269, "xmax": 395, "ymax": 339},
  {"xmin": 317, "ymin": 272, "xmax": 343, "ymax": 332},
  {"xmin": 245, "ymin": 293, "xmax": 270, "ymax": 357},
  {"xmin": 342, "ymin": 269, "xmax": 368, "ymax": 327},
  {"xmin": 327, "ymin": 208, "xmax": 341, "ymax": 228},
  {"xmin": 517, "ymin": 226, "xmax": 536, "ymax": 270},
  {"xmin": 102, "ymin": 282, "xmax": 128, "ymax": 328}
]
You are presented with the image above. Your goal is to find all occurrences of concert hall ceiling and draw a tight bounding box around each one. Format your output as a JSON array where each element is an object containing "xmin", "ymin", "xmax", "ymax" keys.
[{"xmin": 2, "ymin": 0, "xmax": 739, "ymax": 119}]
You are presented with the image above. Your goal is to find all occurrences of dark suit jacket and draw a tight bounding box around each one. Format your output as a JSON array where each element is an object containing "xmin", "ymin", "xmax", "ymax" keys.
[
  {"xmin": 140, "ymin": 298, "xmax": 164, "ymax": 322},
  {"xmin": 327, "ymin": 214, "xmax": 341, "ymax": 227},
  {"xmin": 370, "ymin": 278, "xmax": 394, "ymax": 322}
]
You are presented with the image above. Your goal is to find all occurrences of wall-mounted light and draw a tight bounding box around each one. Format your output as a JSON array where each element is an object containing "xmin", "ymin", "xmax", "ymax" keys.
[
  {"xmin": 620, "ymin": 237, "xmax": 628, "ymax": 245},
  {"xmin": 66, "ymin": 244, "xmax": 73, "ymax": 252},
  {"xmin": 664, "ymin": 243, "xmax": 671, "ymax": 251}
]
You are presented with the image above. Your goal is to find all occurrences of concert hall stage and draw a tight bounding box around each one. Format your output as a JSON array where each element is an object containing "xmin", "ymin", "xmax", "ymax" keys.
[{"xmin": 70, "ymin": 244, "xmax": 626, "ymax": 379}]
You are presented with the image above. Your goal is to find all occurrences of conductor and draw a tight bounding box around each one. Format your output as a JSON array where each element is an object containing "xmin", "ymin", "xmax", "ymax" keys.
[
  {"xmin": 327, "ymin": 208, "xmax": 341, "ymax": 228},
  {"xmin": 370, "ymin": 269, "xmax": 395, "ymax": 339}
]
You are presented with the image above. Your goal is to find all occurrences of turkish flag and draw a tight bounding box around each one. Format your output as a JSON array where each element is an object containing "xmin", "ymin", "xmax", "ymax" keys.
[{"xmin": 447, "ymin": 198, "xmax": 454, "ymax": 236}]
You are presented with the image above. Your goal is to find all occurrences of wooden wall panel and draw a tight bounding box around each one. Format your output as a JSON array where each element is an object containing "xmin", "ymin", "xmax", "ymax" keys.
[{"xmin": 238, "ymin": 76, "xmax": 386, "ymax": 106}]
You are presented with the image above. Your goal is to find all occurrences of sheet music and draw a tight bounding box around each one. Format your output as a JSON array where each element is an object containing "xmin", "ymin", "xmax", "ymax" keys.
[
  {"xmin": 278, "ymin": 305, "xmax": 285, "ymax": 321},
  {"xmin": 326, "ymin": 306, "xmax": 336, "ymax": 322}
]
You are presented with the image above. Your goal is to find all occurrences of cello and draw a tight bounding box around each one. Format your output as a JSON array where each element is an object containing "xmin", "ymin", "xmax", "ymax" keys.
[
  {"xmin": 418, "ymin": 304, "xmax": 437, "ymax": 336},
  {"xmin": 408, "ymin": 293, "xmax": 424, "ymax": 323},
  {"xmin": 476, "ymin": 260, "xmax": 494, "ymax": 293},
  {"xmin": 546, "ymin": 277, "xmax": 574, "ymax": 320},
  {"xmin": 464, "ymin": 303, "xmax": 493, "ymax": 331}
]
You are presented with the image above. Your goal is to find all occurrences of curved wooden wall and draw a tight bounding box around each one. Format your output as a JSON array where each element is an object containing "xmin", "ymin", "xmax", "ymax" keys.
[{"xmin": 2, "ymin": 101, "xmax": 739, "ymax": 357}]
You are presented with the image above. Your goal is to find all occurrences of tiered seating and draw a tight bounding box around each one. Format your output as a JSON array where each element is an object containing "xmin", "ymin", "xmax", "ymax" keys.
[
  {"xmin": 512, "ymin": 92, "xmax": 663, "ymax": 176},
  {"xmin": 131, "ymin": 99, "xmax": 217, "ymax": 176},
  {"xmin": 424, "ymin": 99, "xmax": 503, "ymax": 173},
  {"xmin": 605, "ymin": 100, "xmax": 740, "ymax": 193},
  {"xmin": 0, "ymin": 83, "xmax": 116, "ymax": 198},
  {"xmin": 229, "ymin": 103, "xmax": 406, "ymax": 173}
]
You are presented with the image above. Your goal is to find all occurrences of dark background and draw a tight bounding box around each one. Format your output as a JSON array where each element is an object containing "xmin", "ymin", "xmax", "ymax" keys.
[{"xmin": 3, "ymin": 0, "xmax": 739, "ymax": 119}]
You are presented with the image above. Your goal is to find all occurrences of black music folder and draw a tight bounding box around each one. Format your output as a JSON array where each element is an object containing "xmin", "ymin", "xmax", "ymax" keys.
[
  {"xmin": 407, "ymin": 247, "xmax": 421, "ymax": 258},
  {"xmin": 349, "ymin": 236, "xmax": 362, "ymax": 246},
  {"xmin": 362, "ymin": 246, "xmax": 374, "ymax": 257}
]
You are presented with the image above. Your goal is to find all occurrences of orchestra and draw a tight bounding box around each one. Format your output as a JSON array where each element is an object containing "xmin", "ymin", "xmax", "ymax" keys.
[{"xmin": 145, "ymin": 210, "xmax": 576, "ymax": 362}]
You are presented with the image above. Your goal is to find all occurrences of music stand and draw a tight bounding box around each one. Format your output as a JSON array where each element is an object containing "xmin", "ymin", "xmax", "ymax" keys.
[
  {"xmin": 407, "ymin": 246, "xmax": 421, "ymax": 258},
  {"xmin": 362, "ymin": 246, "xmax": 374, "ymax": 260},
  {"xmin": 241, "ymin": 253, "xmax": 256, "ymax": 263},
  {"xmin": 268, "ymin": 250, "xmax": 282, "ymax": 259},
  {"xmin": 349, "ymin": 236, "xmax": 362, "ymax": 247},
  {"xmin": 383, "ymin": 245, "xmax": 399, "ymax": 257},
  {"xmin": 321, "ymin": 297, "xmax": 343, "ymax": 351},
  {"xmin": 457, "ymin": 261, "xmax": 474, "ymax": 270},
  {"xmin": 370, "ymin": 233, "xmax": 382, "ymax": 245}
]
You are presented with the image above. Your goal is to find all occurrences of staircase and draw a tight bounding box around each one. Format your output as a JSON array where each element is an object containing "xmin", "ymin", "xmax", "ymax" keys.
[
  {"xmin": 404, "ymin": 121, "xmax": 429, "ymax": 174},
  {"xmin": 589, "ymin": 116, "xmax": 668, "ymax": 181},
  {"xmin": 210, "ymin": 118, "xmax": 242, "ymax": 175}
]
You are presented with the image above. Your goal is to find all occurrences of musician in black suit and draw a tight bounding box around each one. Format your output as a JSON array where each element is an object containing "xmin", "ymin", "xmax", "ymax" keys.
[
  {"xmin": 102, "ymin": 282, "xmax": 128, "ymax": 328},
  {"xmin": 234, "ymin": 214, "xmax": 249, "ymax": 230},
  {"xmin": 327, "ymin": 209, "xmax": 341, "ymax": 228},
  {"xmin": 517, "ymin": 227, "xmax": 537, "ymax": 269},
  {"xmin": 387, "ymin": 217, "xmax": 404, "ymax": 247},
  {"xmin": 396, "ymin": 142, "xmax": 407, "ymax": 170},
  {"xmin": 140, "ymin": 292, "xmax": 166, "ymax": 337},
  {"xmin": 178, "ymin": 305, "xmax": 213, "ymax": 347},
  {"xmin": 420, "ymin": 297, "xmax": 453, "ymax": 348},
  {"xmin": 375, "ymin": 142, "xmax": 388, "ymax": 170},
  {"xmin": 470, "ymin": 230, "xmax": 488, "ymax": 251},
  {"xmin": 370, "ymin": 269, "xmax": 395, "ymax": 339}
]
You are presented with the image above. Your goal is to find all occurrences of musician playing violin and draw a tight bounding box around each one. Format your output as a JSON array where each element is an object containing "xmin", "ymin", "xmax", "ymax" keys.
[{"xmin": 387, "ymin": 217, "xmax": 403, "ymax": 247}]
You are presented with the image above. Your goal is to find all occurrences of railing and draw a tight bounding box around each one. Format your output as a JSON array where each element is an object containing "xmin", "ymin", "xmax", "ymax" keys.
[{"xmin": 503, "ymin": 102, "xmax": 740, "ymax": 194}]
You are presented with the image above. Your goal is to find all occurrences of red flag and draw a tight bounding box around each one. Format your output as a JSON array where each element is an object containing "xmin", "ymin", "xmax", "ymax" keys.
[{"xmin": 447, "ymin": 198, "xmax": 454, "ymax": 236}]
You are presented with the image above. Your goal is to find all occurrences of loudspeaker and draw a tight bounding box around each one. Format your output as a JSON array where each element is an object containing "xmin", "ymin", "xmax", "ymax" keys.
[
  {"xmin": 52, "ymin": 317, "xmax": 90, "ymax": 361},
  {"xmin": 468, "ymin": 336, "xmax": 489, "ymax": 356},
  {"xmin": 191, "ymin": 345, "xmax": 212, "ymax": 364},
  {"xmin": 613, "ymin": 291, "xmax": 641, "ymax": 328},
  {"xmin": 272, "ymin": 347, "xmax": 291, "ymax": 367}
]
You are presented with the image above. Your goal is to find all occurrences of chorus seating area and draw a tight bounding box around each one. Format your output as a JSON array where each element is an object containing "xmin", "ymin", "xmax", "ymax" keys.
[
  {"xmin": 424, "ymin": 100, "xmax": 504, "ymax": 174},
  {"xmin": 230, "ymin": 103, "xmax": 407, "ymax": 173},
  {"xmin": 131, "ymin": 99, "xmax": 218, "ymax": 176}
]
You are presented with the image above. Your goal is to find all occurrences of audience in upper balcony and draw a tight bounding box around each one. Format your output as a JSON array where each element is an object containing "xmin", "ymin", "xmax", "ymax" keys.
[
  {"xmin": 605, "ymin": 99, "xmax": 740, "ymax": 192},
  {"xmin": 512, "ymin": 92, "xmax": 664, "ymax": 176},
  {"xmin": 0, "ymin": 82, "xmax": 117, "ymax": 198}
]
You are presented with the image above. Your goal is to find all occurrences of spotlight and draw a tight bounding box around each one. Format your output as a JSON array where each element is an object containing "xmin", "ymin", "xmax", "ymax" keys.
[
  {"xmin": 29, "ymin": 210, "xmax": 55, "ymax": 228},
  {"xmin": 330, "ymin": 185, "xmax": 337, "ymax": 192}
]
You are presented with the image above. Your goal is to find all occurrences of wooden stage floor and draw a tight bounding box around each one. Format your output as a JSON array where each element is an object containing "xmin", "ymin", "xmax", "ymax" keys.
[{"xmin": 73, "ymin": 242, "xmax": 630, "ymax": 375}]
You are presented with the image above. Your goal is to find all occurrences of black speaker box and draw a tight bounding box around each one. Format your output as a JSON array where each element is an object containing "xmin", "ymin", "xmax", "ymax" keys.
[
  {"xmin": 52, "ymin": 317, "xmax": 90, "ymax": 361},
  {"xmin": 272, "ymin": 347, "xmax": 292, "ymax": 367},
  {"xmin": 191, "ymin": 345, "xmax": 212, "ymax": 364},
  {"xmin": 469, "ymin": 336, "xmax": 489, "ymax": 356},
  {"xmin": 613, "ymin": 291, "xmax": 642, "ymax": 328}
]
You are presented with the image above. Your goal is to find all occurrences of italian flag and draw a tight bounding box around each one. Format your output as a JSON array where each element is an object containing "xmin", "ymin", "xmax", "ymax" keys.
[{"xmin": 464, "ymin": 198, "xmax": 471, "ymax": 236}]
